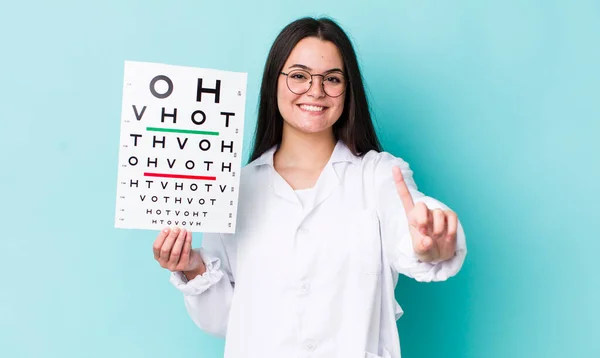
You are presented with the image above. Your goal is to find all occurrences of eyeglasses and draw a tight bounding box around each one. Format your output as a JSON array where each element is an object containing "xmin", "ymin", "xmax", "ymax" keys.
[{"xmin": 280, "ymin": 69, "xmax": 347, "ymax": 98}]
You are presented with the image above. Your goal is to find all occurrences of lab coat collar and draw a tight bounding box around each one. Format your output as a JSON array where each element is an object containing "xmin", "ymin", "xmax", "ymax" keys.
[
  {"xmin": 248, "ymin": 140, "xmax": 360, "ymax": 168},
  {"xmin": 248, "ymin": 140, "xmax": 360, "ymax": 209}
]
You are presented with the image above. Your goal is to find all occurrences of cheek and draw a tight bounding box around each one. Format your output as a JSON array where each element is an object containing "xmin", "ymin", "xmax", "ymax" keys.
[
  {"xmin": 276, "ymin": 86, "xmax": 288, "ymax": 116},
  {"xmin": 277, "ymin": 84, "xmax": 300, "ymax": 116},
  {"xmin": 331, "ymin": 96, "xmax": 345, "ymax": 117}
]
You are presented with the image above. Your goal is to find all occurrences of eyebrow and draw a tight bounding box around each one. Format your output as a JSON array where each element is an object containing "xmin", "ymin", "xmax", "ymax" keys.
[{"xmin": 288, "ymin": 64, "xmax": 344, "ymax": 73}]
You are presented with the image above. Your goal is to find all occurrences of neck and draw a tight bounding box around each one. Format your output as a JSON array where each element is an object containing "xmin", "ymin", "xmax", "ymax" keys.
[{"xmin": 274, "ymin": 126, "xmax": 337, "ymax": 170}]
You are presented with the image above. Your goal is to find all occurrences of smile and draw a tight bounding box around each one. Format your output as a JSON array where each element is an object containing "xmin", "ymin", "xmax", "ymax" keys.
[{"xmin": 298, "ymin": 104, "xmax": 327, "ymax": 113}]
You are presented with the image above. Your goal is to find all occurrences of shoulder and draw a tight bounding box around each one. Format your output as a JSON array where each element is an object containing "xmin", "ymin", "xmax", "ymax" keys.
[
  {"xmin": 360, "ymin": 149, "xmax": 412, "ymax": 174},
  {"xmin": 355, "ymin": 149, "xmax": 417, "ymax": 190},
  {"xmin": 236, "ymin": 156, "xmax": 271, "ymax": 196},
  {"xmin": 239, "ymin": 145, "xmax": 276, "ymax": 179},
  {"xmin": 240, "ymin": 157, "xmax": 268, "ymax": 180},
  {"xmin": 334, "ymin": 141, "xmax": 411, "ymax": 177}
]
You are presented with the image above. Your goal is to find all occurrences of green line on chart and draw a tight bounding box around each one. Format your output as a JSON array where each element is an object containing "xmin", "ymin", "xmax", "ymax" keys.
[{"xmin": 146, "ymin": 127, "xmax": 220, "ymax": 136}]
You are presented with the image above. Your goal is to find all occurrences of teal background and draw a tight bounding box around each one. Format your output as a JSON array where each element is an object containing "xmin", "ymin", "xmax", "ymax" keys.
[{"xmin": 1, "ymin": 0, "xmax": 598, "ymax": 357}]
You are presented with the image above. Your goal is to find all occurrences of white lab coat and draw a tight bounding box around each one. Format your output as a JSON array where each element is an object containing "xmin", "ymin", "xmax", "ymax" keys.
[{"xmin": 170, "ymin": 140, "xmax": 467, "ymax": 358}]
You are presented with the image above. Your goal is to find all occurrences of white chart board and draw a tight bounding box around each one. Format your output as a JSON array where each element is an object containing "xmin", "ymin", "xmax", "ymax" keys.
[{"xmin": 115, "ymin": 61, "xmax": 248, "ymax": 233}]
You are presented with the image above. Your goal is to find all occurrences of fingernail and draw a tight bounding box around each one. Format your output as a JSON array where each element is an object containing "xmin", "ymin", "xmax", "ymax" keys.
[
  {"xmin": 173, "ymin": 227, "xmax": 180, "ymax": 234},
  {"xmin": 162, "ymin": 228, "xmax": 170, "ymax": 233}
]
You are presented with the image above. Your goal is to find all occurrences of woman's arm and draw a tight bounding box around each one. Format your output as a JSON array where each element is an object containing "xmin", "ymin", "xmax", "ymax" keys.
[
  {"xmin": 168, "ymin": 232, "xmax": 236, "ymax": 337},
  {"xmin": 370, "ymin": 152, "xmax": 468, "ymax": 282}
]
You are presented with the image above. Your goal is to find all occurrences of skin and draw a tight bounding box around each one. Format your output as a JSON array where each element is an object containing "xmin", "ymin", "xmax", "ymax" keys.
[
  {"xmin": 153, "ymin": 36, "xmax": 458, "ymax": 278},
  {"xmin": 393, "ymin": 167, "xmax": 458, "ymax": 262}
]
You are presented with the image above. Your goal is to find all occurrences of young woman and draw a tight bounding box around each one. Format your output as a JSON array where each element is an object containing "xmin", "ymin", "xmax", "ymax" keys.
[{"xmin": 153, "ymin": 17, "xmax": 467, "ymax": 358}]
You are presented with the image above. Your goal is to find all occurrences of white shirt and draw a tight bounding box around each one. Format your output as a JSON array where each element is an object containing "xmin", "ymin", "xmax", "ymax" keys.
[
  {"xmin": 295, "ymin": 187, "xmax": 316, "ymax": 209},
  {"xmin": 170, "ymin": 140, "xmax": 467, "ymax": 358}
]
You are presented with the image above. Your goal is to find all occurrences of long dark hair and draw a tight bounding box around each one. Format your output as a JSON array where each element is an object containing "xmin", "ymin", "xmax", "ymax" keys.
[{"xmin": 248, "ymin": 17, "xmax": 382, "ymax": 163}]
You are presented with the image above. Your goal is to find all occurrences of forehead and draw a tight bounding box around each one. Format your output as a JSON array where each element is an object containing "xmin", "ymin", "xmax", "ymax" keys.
[{"xmin": 283, "ymin": 37, "xmax": 344, "ymax": 71}]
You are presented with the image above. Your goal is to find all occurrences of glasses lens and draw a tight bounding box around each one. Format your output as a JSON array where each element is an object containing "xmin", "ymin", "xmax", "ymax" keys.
[
  {"xmin": 286, "ymin": 70, "xmax": 311, "ymax": 94},
  {"xmin": 323, "ymin": 72, "xmax": 346, "ymax": 97}
]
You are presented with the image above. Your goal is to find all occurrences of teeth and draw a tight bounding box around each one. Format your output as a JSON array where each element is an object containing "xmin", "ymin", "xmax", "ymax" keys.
[{"xmin": 300, "ymin": 105, "xmax": 324, "ymax": 112}]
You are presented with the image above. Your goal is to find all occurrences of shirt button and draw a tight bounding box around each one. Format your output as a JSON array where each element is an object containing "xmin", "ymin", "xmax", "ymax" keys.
[
  {"xmin": 300, "ymin": 282, "xmax": 311, "ymax": 293},
  {"xmin": 305, "ymin": 340, "xmax": 317, "ymax": 352}
]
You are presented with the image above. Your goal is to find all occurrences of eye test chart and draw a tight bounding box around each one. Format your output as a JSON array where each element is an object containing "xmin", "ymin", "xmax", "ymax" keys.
[{"xmin": 114, "ymin": 61, "xmax": 248, "ymax": 233}]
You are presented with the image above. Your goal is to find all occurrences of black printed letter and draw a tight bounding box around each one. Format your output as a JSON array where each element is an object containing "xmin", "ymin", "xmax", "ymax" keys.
[
  {"xmin": 161, "ymin": 107, "xmax": 177, "ymax": 124},
  {"xmin": 196, "ymin": 78, "xmax": 221, "ymax": 103},
  {"xmin": 191, "ymin": 110, "xmax": 207, "ymax": 125},
  {"xmin": 221, "ymin": 140, "xmax": 234, "ymax": 153},
  {"xmin": 132, "ymin": 105, "xmax": 147, "ymax": 120},
  {"xmin": 153, "ymin": 136, "xmax": 166, "ymax": 148},
  {"xmin": 149, "ymin": 75, "xmax": 173, "ymax": 99},
  {"xmin": 130, "ymin": 134, "xmax": 142, "ymax": 146},
  {"xmin": 220, "ymin": 112, "xmax": 235, "ymax": 127},
  {"xmin": 199, "ymin": 139, "xmax": 211, "ymax": 151}
]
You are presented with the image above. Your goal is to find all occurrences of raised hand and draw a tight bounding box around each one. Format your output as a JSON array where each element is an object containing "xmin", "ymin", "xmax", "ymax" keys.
[
  {"xmin": 153, "ymin": 227, "xmax": 205, "ymax": 276},
  {"xmin": 392, "ymin": 166, "xmax": 458, "ymax": 263}
]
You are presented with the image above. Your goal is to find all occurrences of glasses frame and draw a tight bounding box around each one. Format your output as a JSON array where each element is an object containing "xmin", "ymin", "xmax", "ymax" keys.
[{"xmin": 280, "ymin": 69, "xmax": 348, "ymax": 98}]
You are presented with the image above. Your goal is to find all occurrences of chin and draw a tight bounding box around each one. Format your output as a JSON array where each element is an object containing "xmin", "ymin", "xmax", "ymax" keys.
[{"xmin": 293, "ymin": 120, "xmax": 335, "ymax": 134}]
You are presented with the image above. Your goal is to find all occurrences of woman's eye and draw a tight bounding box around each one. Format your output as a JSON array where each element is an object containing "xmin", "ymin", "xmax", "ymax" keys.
[
  {"xmin": 326, "ymin": 76, "xmax": 341, "ymax": 83},
  {"xmin": 291, "ymin": 73, "xmax": 307, "ymax": 80}
]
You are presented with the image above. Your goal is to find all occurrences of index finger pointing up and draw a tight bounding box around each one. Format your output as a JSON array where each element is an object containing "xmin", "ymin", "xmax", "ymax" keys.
[{"xmin": 392, "ymin": 166, "xmax": 415, "ymax": 215}]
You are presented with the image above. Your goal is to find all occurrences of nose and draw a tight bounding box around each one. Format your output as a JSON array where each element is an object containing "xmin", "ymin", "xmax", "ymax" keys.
[{"xmin": 306, "ymin": 75, "xmax": 326, "ymax": 98}]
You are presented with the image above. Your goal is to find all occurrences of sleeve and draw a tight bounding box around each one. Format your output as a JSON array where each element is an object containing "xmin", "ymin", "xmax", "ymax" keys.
[
  {"xmin": 169, "ymin": 232, "xmax": 235, "ymax": 337},
  {"xmin": 371, "ymin": 152, "xmax": 467, "ymax": 282}
]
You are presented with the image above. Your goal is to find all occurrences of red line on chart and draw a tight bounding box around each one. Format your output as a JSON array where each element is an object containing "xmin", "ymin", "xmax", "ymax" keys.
[{"xmin": 143, "ymin": 172, "xmax": 217, "ymax": 180}]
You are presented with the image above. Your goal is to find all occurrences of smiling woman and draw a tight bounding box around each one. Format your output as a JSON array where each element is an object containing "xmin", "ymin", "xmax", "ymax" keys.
[{"xmin": 151, "ymin": 16, "xmax": 467, "ymax": 358}]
